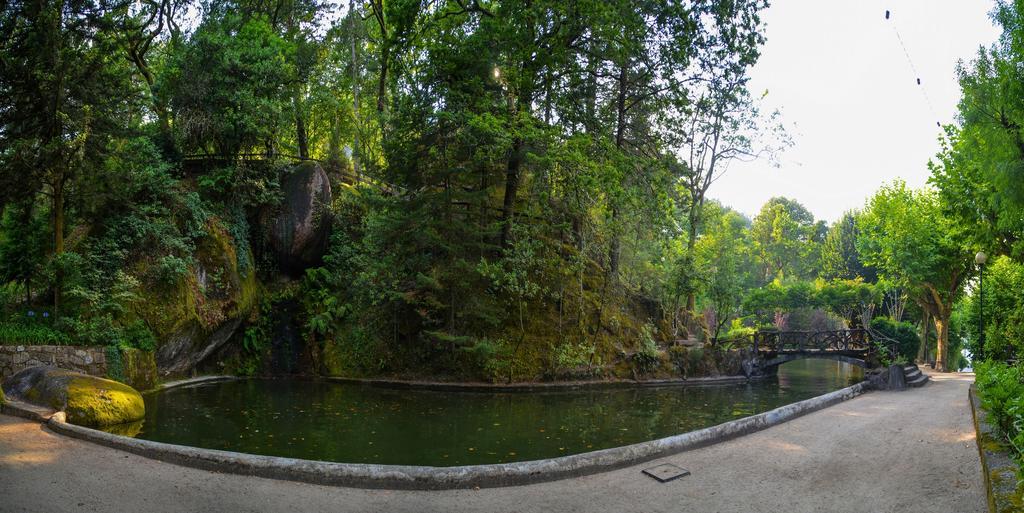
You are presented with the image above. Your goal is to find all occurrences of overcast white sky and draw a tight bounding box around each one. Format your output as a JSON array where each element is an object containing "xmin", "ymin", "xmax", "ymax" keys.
[{"xmin": 711, "ymin": 0, "xmax": 1002, "ymax": 223}]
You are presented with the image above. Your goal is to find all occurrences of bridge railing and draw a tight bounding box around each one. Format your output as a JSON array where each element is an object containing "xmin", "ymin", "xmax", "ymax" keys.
[{"xmin": 751, "ymin": 329, "xmax": 871, "ymax": 354}]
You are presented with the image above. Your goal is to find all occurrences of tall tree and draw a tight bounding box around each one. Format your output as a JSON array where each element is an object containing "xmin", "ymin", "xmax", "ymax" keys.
[
  {"xmin": 819, "ymin": 210, "xmax": 876, "ymax": 282},
  {"xmin": 750, "ymin": 197, "xmax": 819, "ymax": 281},
  {"xmin": 668, "ymin": 0, "xmax": 777, "ymax": 323},
  {"xmin": 857, "ymin": 181, "xmax": 973, "ymax": 372},
  {"xmin": 0, "ymin": 0, "xmax": 137, "ymax": 315}
]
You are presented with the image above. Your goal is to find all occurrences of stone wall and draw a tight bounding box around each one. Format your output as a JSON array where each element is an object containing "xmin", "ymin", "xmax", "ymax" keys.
[{"xmin": 0, "ymin": 345, "xmax": 108, "ymax": 381}]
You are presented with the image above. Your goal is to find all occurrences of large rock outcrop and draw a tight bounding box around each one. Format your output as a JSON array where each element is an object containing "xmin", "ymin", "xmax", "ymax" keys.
[
  {"xmin": 2, "ymin": 366, "xmax": 144, "ymax": 427},
  {"xmin": 145, "ymin": 219, "xmax": 259, "ymax": 377},
  {"xmin": 264, "ymin": 161, "xmax": 332, "ymax": 274}
]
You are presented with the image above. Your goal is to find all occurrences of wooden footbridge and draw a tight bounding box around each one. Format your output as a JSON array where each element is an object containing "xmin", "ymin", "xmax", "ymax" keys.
[{"xmin": 745, "ymin": 328, "xmax": 890, "ymax": 372}]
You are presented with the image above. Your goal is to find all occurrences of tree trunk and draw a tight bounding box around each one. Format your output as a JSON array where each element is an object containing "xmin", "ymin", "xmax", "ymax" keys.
[
  {"xmin": 500, "ymin": 81, "xmax": 533, "ymax": 249},
  {"xmin": 327, "ymin": 112, "xmax": 342, "ymax": 173},
  {"xmin": 608, "ymin": 64, "xmax": 628, "ymax": 277},
  {"xmin": 917, "ymin": 311, "xmax": 931, "ymax": 364},
  {"xmin": 52, "ymin": 177, "xmax": 65, "ymax": 317},
  {"xmin": 293, "ymin": 91, "xmax": 309, "ymax": 159},
  {"xmin": 499, "ymin": 138, "xmax": 523, "ymax": 249},
  {"xmin": 681, "ymin": 215, "xmax": 700, "ymax": 338},
  {"xmin": 608, "ymin": 207, "xmax": 620, "ymax": 275},
  {"xmin": 128, "ymin": 51, "xmax": 173, "ymax": 154},
  {"xmin": 349, "ymin": 0, "xmax": 361, "ymax": 178},
  {"xmin": 933, "ymin": 315, "xmax": 950, "ymax": 372},
  {"xmin": 376, "ymin": 43, "xmax": 390, "ymax": 113}
]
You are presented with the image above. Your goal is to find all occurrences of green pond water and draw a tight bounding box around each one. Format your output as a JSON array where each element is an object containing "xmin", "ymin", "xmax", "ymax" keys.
[{"xmin": 128, "ymin": 359, "xmax": 861, "ymax": 466}]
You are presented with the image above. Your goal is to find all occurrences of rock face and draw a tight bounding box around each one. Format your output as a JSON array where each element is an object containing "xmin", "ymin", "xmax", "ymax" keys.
[
  {"xmin": 2, "ymin": 366, "xmax": 145, "ymax": 427},
  {"xmin": 146, "ymin": 219, "xmax": 259, "ymax": 377},
  {"xmin": 265, "ymin": 161, "xmax": 332, "ymax": 274},
  {"xmin": 866, "ymin": 363, "xmax": 908, "ymax": 390}
]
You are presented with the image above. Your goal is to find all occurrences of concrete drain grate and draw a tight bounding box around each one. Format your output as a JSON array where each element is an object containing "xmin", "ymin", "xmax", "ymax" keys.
[{"xmin": 641, "ymin": 463, "xmax": 690, "ymax": 483}]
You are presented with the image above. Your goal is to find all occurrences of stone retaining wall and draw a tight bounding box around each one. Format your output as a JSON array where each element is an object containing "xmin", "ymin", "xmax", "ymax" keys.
[{"xmin": 0, "ymin": 345, "xmax": 107, "ymax": 380}]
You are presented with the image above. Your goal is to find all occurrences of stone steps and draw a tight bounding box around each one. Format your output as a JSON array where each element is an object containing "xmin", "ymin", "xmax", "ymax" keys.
[{"xmin": 903, "ymin": 364, "xmax": 929, "ymax": 388}]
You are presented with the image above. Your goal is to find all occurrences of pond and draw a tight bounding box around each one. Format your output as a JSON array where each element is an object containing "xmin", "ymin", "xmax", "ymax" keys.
[{"xmin": 123, "ymin": 359, "xmax": 861, "ymax": 467}]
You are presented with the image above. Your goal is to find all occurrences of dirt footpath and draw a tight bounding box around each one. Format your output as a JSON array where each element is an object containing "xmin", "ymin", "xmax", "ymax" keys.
[{"xmin": 0, "ymin": 371, "xmax": 984, "ymax": 513}]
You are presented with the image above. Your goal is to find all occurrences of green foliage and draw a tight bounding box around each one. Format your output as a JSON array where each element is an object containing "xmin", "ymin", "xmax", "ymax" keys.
[
  {"xmin": 724, "ymin": 318, "xmax": 757, "ymax": 340},
  {"xmin": 0, "ymin": 320, "xmax": 70, "ymax": 345},
  {"xmin": 0, "ymin": 0, "xmax": 788, "ymax": 383},
  {"xmin": 870, "ymin": 317, "xmax": 919, "ymax": 363},
  {"xmin": 975, "ymin": 361, "xmax": 1024, "ymax": 469},
  {"xmin": 694, "ymin": 202, "xmax": 759, "ymax": 339},
  {"xmin": 105, "ymin": 346, "xmax": 125, "ymax": 383},
  {"xmin": 857, "ymin": 180, "xmax": 973, "ymax": 371},
  {"xmin": 744, "ymin": 279, "xmax": 876, "ymax": 325},
  {"xmin": 231, "ymin": 289, "xmax": 293, "ymax": 377},
  {"xmin": 819, "ymin": 211, "xmax": 876, "ymax": 282},
  {"xmin": 631, "ymin": 325, "xmax": 661, "ymax": 375},
  {"xmin": 164, "ymin": 15, "xmax": 293, "ymax": 156},
  {"xmin": 958, "ymin": 256, "xmax": 1024, "ymax": 362},
  {"xmin": 552, "ymin": 341, "xmax": 602, "ymax": 378},
  {"xmin": 930, "ymin": 0, "xmax": 1024, "ymax": 260},
  {"xmin": 751, "ymin": 197, "xmax": 825, "ymax": 282},
  {"xmin": 0, "ymin": 203, "xmax": 49, "ymax": 294}
]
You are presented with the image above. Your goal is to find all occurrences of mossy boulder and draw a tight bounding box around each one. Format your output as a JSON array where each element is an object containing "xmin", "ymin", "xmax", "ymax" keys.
[
  {"xmin": 146, "ymin": 218, "xmax": 260, "ymax": 377},
  {"xmin": 2, "ymin": 366, "xmax": 144, "ymax": 427},
  {"xmin": 263, "ymin": 161, "xmax": 332, "ymax": 275}
]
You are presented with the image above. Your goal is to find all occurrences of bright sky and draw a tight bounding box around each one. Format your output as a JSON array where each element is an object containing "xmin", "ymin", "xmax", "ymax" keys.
[{"xmin": 712, "ymin": 0, "xmax": 1002, "ymax": 223}]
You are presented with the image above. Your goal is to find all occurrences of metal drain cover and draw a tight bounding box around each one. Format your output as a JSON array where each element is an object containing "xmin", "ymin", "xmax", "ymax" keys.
[{"xmin": 642, "ymin": 463, "xmax": 690, "ymax": 482}]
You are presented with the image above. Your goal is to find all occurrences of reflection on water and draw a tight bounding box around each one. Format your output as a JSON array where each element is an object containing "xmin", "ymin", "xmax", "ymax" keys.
[{"xmin": 123, "ymin": 359, "xmax": 861, "ymax": 466}]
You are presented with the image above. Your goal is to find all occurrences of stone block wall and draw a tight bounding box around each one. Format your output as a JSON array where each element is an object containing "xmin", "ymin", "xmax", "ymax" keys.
[{"xmin": 0, "ymin": 345, "xmax": 108, "ymax": 380}]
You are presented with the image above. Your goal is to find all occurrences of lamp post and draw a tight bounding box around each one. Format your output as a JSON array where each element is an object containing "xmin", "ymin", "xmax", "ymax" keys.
[{"xmin": 976, "ymin": 251, "xmax": 988, "ymax": 360}]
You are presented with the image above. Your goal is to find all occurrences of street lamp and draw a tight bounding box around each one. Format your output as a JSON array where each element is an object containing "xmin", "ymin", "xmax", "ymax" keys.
[{"xmin": 976, "ymin": 251, "xmax": 988, "ymax": 360}]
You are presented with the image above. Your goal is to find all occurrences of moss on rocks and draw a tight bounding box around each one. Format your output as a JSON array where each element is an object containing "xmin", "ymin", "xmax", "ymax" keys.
[
  {"xmin": 3, "ymin": 366, "xmax": 144, "ymax": 428},
  {"xmin": 64, "ymin": 375, "xmax": 145, "ymax": 427},
  {"xmin": 119, "ymin": 348, "xmax": 158, "ymax": 391},
  {"xmin": 142, "ymin": 217, "xmax": 262, "ymax": 376}
]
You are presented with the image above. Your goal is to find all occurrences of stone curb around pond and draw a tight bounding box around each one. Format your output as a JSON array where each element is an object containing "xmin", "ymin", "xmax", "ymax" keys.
[
  {"xmin": 39, "ymin": 380, "xmax": 870, "ymax": 490},
  {"xmin": 146, "ymin": 375, "xmax": 237, "ymax": 393},
  {"xmin": 968, "ymin": 385, "xmax": 1023, "ymax": 512}
]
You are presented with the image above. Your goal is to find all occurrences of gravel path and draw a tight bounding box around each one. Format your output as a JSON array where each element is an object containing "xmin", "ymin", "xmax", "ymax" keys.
[{"xmin": 0, "ymin": 370, "xmax": 984, "ymax": 513}]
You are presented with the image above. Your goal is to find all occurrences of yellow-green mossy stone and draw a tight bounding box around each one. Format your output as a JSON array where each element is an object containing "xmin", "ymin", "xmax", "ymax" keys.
[
  {"xmin": 3, "ymin": 366, "xmax": 144, "ymax": 428},
  {"xmin": 64, "ymin": 375, "xmax": 145, "ymax": 427}
]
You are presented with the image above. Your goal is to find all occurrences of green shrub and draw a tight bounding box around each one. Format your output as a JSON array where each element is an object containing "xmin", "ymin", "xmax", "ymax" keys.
[
  {"xmin": 668, "ymin": 345, "xmax": 706, "ymax": 376},
  {"xmin": 976, "ymin": 361, "xmax": 1024, "ymax": 438},
  {"xmin": 552, "ymin": 341, "xmax": 602, "ymax": 378},
  {"xmin": 870, "ymin": 317, "xmax": 919, "ymax": 362},
  {"xmin": 0, "ymin": 320, "xmax": 71, "ymax": 345},
  {"xmin": 105, "ymin": 345, "xmax": 125, "ymax": 382},
  {"xmin": 631, "ymin": 325, "xmax": 661, "ymax": 375},
  {"xmin": 975, "ymin": 361, "xmax": 1024, "ymax": 480}
]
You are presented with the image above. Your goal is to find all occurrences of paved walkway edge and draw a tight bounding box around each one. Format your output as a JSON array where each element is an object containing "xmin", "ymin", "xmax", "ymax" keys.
[
  {"xmin": 39, "ymin": 380, "xmax": 870, "ymax": 490},
  {"xmin": 969, "ymin": 385, "xmax": 1023, "ymax": 512},
  {"xmin": 1, "ymin": 398, "xmax": 56, "ymax": 422}
]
